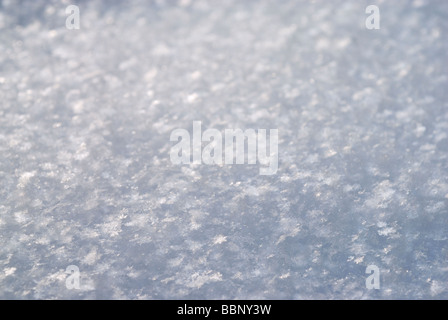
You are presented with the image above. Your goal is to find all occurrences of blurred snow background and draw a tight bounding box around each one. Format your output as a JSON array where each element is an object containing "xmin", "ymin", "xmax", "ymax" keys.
[{"xmin": 0, "ymin": 0, "xmax": 447, "ymax": 299}]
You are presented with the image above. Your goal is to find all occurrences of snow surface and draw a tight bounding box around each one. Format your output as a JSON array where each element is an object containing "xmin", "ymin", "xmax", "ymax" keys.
[{"xmin": 0, "ymin": 0, "xmax": 447, "ymax": 299}]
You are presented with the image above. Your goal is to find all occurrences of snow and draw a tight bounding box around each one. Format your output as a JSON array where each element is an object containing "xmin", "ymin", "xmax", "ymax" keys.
[{"xmin": 0, "ymin": 0, "xmax": 447, "ymax": 299}]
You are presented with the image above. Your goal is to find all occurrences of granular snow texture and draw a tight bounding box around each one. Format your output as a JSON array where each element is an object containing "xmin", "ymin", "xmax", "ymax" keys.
[{"xmin": 0, "ymin": 0, "xmax": 447, "ymax": 299}]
